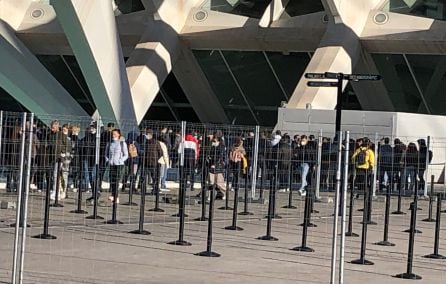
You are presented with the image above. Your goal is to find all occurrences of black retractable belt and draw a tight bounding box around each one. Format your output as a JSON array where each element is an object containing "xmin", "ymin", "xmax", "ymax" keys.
[
  {"xmin": 423, "ymin": 194, "xmax": 445, "ymax": 259},
  {"xmin": 375, "ymin": 184, "xmax": 395, "ymax": 246},
  {"xmin": 423, "ymin": 175, "xmax": 435, "ymax": 222}
]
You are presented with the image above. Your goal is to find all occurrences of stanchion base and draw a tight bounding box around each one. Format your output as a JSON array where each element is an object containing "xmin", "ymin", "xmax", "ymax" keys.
[
  {"xmin": 238, "ymin": 211, "xmax": 254, "ymax": 216},
  {"xmin": 129, "ymin": 230, "xmax": 151, "ymax": 235},
  {"xmin": 70, "ymin": 210, "xmax": 88, "ymax": 214},
  {"xmin": 148, "ymin": 208, "xmax": 165, "ymax": 212},
  {"xmin": 32, "ymin": 234, "xmax": 57, "ymax": 240},
  {"xmin": 394, "ymin": 273, "xmax": 422, "ymax": 280},
  {"xmin": 392, "ymin": 211, "xmax": 406, "ymax": 215},
  {"xmin": 282, "ymin": 205, "xmax": 297, "ymax": 209},
  {"xmin": 9, "ymin": 223, "xmax": 31, "ymax": 228},
  {"xmin": 86, "ymin": 215, "xmax": 104, "ymax": 220},
  {"xmin": 361, "ymin": 221, "xmax": 377, "ymax": 225},
  {"xmin": 358, "ymin": 208, "xmax": 364, "ymax": 212},
  {"xmin": 423, "ymin": 253, "xmax": 446, "ymax": 259},
  {"xmin": 168, "ymin": 240, "xmax": 192, "ymax": 246},
  {"xmin": 311, "ymin": 210, "xmax": 320, "ymax": 214},
  {"xmin": 441, "ymin": 210, "xmax": 446, "ymax": 213},
  {"xmin": 224, "ymin": 225, "xmax": 244, "ymax": 231},
  {"xmin": 218, "ymin": 206, "xmax": 232, "ymax": 210},
  {"xmin": 194, "ymin": 217, "xmax": 208, "ymax": 221},
  {"xmin": 49, "ymin": 203, "xmax": 64, "ymax": 208},
  {"xmin": 403, "ymin": 229, "xmax": 422, "ymax": 234},
  {"xmin": 265, "ymin": 214, "xmax": 282, "ymax": 219},
  {"xmin": 422, "ymin": 218, "xmax": 435, "ymax": 222},
  {"xmin": 375, "ymin": 240, "xmax": 395, "ymax": 247},
  {"xmin": 122, "ymin": 202, "xmax": 138, "ymax": 206},
  {"xmin": 171, "ymin": 213, "xmax": 189, "ymax": 217},
  {"xmin": 195, "ymin": 251, "xmax": 220, "ymax": 257},
  {"xmin": 351, "ymin": 258, "xmax": 374, "ymax": 265},
  {"xmin": 291, "ymin": 246, "xmax": 314, "ymax": 252},
  {"xmin": 257, "ymin": 235, "xmax": 278, "ymax": 241},
  {"xmin": 299, "ymin": 223, "xmax": 317, "ymax": 227},
  {"xmin": 105, "ymin": 220, "xmax": 124, "ymax": 224},
  {"xmin": 345, "ymin": 231, "xmax": 359, "ymax": 237}
]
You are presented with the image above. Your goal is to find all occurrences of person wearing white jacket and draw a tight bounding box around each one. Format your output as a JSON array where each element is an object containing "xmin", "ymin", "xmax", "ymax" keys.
[{"xmin": 158, "ymin": 137, "xmax": 170, "ymax": 191}]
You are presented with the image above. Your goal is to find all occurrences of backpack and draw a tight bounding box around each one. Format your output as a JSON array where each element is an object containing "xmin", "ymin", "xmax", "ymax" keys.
[
  {"xmin": 128, "ymin": 143, "xmax": 138, "ymax": 158},
  {"xmin": 355, "ymin": 148, "xmax": 367, "ymax": 166},
  {"xmin": 230, "ymin": 148, "xmax": 243, "ymax": 163}
]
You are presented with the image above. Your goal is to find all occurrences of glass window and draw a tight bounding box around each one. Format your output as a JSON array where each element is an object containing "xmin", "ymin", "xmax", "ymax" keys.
[
  {"xmin": 384, "ymin": 0, "xmax": 446, "ymax": 21},
  {"xmin": 282, "ymin": 0, "xmax": 325, "ymax": 18},
  {"xmin": 202, "ymin": 0, "xmax": 272, "ymax": 19},
  {"xmin": 114, "ymin": 0, "xmax": 145, "ymax": 15}
]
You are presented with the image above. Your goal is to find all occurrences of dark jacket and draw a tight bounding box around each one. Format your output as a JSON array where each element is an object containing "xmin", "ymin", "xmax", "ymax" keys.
[
  {"xmin": 141, "ymin": 138, "xmax": 163, "ymax": 169},
  {"xmin": 207, "ymin": 143, "xmax": 226, "ymax": 174},
  {"xmin": 81, "ymin": 132, "xmax": 97, "ymax": 166}
]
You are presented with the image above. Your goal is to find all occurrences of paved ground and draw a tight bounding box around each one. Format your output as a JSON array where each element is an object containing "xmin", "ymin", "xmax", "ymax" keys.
[{"xmin": 1, "ymin": 184, "xmax": 446, "ymax": 283}]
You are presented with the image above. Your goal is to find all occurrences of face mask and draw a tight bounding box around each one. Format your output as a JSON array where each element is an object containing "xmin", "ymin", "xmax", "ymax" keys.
[
  {"xmin": 90, "ymin": 129, "xmax": 96, "ymax": 134},
  {"xmin": 145, "ymin": 134, "xmax": 152, "ymax": 140},
  {"xmin": 212, "ymin": 142, "xmax": 218, "ymax": 147},
  {"xmin": 113, "ymin": 137, "xmax": 119, "ymax": 141}
]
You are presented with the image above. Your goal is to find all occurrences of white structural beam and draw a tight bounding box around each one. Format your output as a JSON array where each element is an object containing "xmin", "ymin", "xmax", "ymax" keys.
[
  {"xmin": 0, "ymin": 0, "xmax": 31, "ymax": 30},
  {"xmin": 0, "ymin": 20, "xmax": 88, "ymax": 118},
  {"xmin": 287, "ymin": 0, "xmax": 383, "ymax": 110},
  {"xmin": 259, "ymin": 0, "xmax": 289, "ymax": 27},
  {"xmin": 51, "ymin": 0, "xmax": 136, "ymax": 127}
]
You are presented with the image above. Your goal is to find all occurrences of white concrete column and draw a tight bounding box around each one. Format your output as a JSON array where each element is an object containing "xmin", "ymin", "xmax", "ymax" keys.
[
  {"xmin": 0, "ymin": 20, "xmax": 88, "ymax": 118},
  {"xmin": 51, "ymin": 0, "xmax": 136, "ymax": 127}
]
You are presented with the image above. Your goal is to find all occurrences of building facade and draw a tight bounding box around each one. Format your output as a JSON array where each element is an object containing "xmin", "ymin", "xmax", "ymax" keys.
[{"xmin": 1, "ymin": 0, "xmax": 446, "ymax": 126}]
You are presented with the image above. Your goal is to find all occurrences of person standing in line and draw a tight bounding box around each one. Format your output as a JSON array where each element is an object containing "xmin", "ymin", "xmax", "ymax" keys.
[
  {"xmin": 140, "ymin": 129, "xmax": 163, "ymax": 195},
  {"xmin": 158, "ymin": 136, "xmax": 170, "ymax": 191},
  {"xmin": 104, "ymin": 129, "xmax": 128, "ymax": 204},
  {"xmin": 352, "ymin": 138, "xmax": 375, "ymax": 198},
  {"xmin": 378, "ymin": 137, "xmax": 394, "ymax": 192},
  {"xmin": 59, "ymin": 124, "xmax": 72, "ymax": 199}
]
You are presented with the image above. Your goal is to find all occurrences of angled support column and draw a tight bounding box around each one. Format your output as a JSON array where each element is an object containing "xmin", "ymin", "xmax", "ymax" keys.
[
  {"xmin": 259, "ymin": 0, "xmax": 289, "ymax": 27},
  {"xmin": 51, "ymin": 0, "xmax": 136, "ymax": 126},
  {"xmin": 172, "ymin": 45, "xmax": 228, "ymax": 123},
  {"xmin": 0, "ymin": 20, "xmax": 88, "ymax": 118}
]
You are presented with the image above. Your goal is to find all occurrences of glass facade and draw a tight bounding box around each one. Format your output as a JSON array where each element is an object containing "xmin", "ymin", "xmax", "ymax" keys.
[
  {"xmin": 282, "ymin": 0, "xmax": 325, "ymax": 18},
  {"xmin": 384, "ymin": 0, "xmax": 446, "ymax": 21},
  {"xmin": 194, "ymin": 50, "xmax": 311, "ymax": 126},
  {"xmin": 0, "ymin": 87, "xmax": 27, "ymax": 112},
  {"xmin": 36, "ymin": 55, "xmax": 97, "ymax": 115},
  {"xmin": 372, "ymin": 53, "xmax": 446, "ymax": 115},
  {"xmin": 201, "ymin": 0, "xmax": 272, "ymax": 19}
]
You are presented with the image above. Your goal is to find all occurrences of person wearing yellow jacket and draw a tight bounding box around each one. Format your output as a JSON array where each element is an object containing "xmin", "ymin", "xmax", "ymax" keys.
[{"xmin": 352, "ymin": 139, "xmax": 375, "ymax": 197}]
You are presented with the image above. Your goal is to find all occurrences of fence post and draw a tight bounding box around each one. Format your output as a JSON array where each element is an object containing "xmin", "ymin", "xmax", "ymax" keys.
[
  {"xmin": 372, "ymin": 133, "xmax": 379, "ymax": 198},
  {"xmin": 86, "ymin": 116, "xmax": 103, "ymax": 220},
  {"xmin": 18, "ymin": 113, "xmax": 34, "ymax": 284},
  {"xmin": 11, "ymin": 112, "xmax": 27, "ymax": 284},
  {"xmin": 0, "ymin": 111, "xmax": 3, "ymax": 162},
  {"xmin": 424, "ymin": 136, "xmax": 431, "ymax": 198},
  {"xmin": 330, "ymin": 131, "xmax": 342, "ymax": 284},
  {"xmin": 315, "ymin": 130, "xmax": 323, "ymax": 200},
  {"xmin": 339, "ymin": 131, "xmax": 350, "ymax": 284},
  {"xmin": 251, "ymin": 125, "xmax": 260, "ymax": 199}
]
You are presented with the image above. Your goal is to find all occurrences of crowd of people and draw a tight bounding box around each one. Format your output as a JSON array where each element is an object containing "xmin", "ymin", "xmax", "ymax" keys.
[{"xmin": 0, "ymin": 118, "xmax": 434, "ymax": 204}]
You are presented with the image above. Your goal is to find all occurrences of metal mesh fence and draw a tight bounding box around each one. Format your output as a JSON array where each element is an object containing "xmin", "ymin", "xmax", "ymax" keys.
[{"xmin": 1, "ymin": 111, "xmax": 446, "ymax": 283}]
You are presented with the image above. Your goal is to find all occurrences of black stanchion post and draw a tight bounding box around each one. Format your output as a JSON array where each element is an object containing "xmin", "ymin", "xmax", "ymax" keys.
[
  {"xmin": 123, "ymin": 170, "xmax": 137, "ymax": 206},
  {"xmin": 258, "ymin": 162, "xmax": 278, "ymax": 241},
  {"xmin": 195, "ymin": 179, "xmax": 220, "ymax": 257},
  {"xmin": 239, "ymin": 169, "xmax": 253, "ymax": 216},
  {"xmin": 345, "ymin": 180, "xmax": 358, "ymax": 237},
  {"xmin": 106, "ymin": 167, "xmax": 123, "ymax": 224},
  {"xmin": 86, "ymin": 164, "xmax": 103, "ymax": 220},
  {"xmin": 392, "ymin": 179, "xmax": 406, "ymax": 215},
  {"xmin": 394, "ymin": 199, "xmax": 422, "ymax": 279},
  {"xmin": 292, "ymin": 182, "xmax": 314, "ymax": 252},
  {"xmin": 365, "ymin": 183, "xmax": 376, "ymax": 225},
  {"xmin": 129, "ymin": 174, "xmax": 150, "ymax": 235},
  {"xmin": 300, "ymin": 186, "xmax": 316, "ymax": 227},
  {"xmin": 351, "ymin": 173, "xmax": 373, "ymax": 265},
  {"xmin": 219, "ymin": 159, "xmax": 232, "ymax": 210},
  {"xmin": 423, "ymin": 175, "xmax": 435, "ymax": 222},
  {"xmin": 71, "ymin": 170, "xmax": 88, "ymax": 214},
  {"xmin": 50, "ymin": 162, "xmax": 63, "ymax": 208},
  {"xmin": 404, "ymin": 181, "xmax": 422, "ymax": 234},
  {"xmin": 424, "ymin": 194, "xmax": 445, "ymax": 259},
  {"xmin": 195, "ymin": 158, "xmax": 208, "ymax": 221},
  {"xmin": 32, "ymin": 174, "xmax": 56, "ymax": 240},
  {"xmin": 225, "ymin": 164, "xmax": 243, "ymax": 230},
  {"xmin": 375, "ymin": 184, "xmax": 395, "ymax": 246},
  {"xmin": 283, "ymin": 166, "xmax": 296, "ymax": 209}
]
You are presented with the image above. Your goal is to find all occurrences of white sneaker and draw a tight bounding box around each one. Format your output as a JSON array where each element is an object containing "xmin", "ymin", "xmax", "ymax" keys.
[
  {"xmin": 160, "ymin": 188, "xmax": 170, "ymax": 192},
  {"xmin": 298, "ymin": 189, "xmax": 306, "ymax": 197},
  {"xmin": 60, "ymin": 191, "xmax": 66, "ymax": 200},
  {"xmin": 50, "ymin": 192, "xmax": 55, "ymax": 201},
  {"xmin": 278, "ymin": 189, "xmax": 287, "ymax": 193},
  {"xmin": 72, "ymin": 188, "xmax": 78, "ymax": 193}
]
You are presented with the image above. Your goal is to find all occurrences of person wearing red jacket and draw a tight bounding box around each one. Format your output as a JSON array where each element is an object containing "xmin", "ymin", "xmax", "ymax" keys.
[{"xmin": 179, "ymin": 133, "xmax": 200, "ymax": 191}]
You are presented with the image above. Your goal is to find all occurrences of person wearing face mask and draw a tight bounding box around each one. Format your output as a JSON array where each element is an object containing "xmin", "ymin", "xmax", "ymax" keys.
[
  {"xmin": 83, "ymin": 124, "xmax": 99, "ymax": 203},
  {"xmin": 293, "ymin": 135, "xmax": 316, "ymax": 196},
  {"xmin": 207, "ymin": 136, "xmax": 227, "ymax": 200},
  {"xmin": 105, "ymin": 129, "xmax": 128, "ymax": 204},
  {"xmin": 140, "ymin": 129, "xmax": 163, "ymax": 196},
  {"xmin": 68, "ymin": 125, "xmax": 80, "ymax": 191},
  {"xmin": 57, "ymin": 124, "xmax": 72, "ymax": 200}
]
